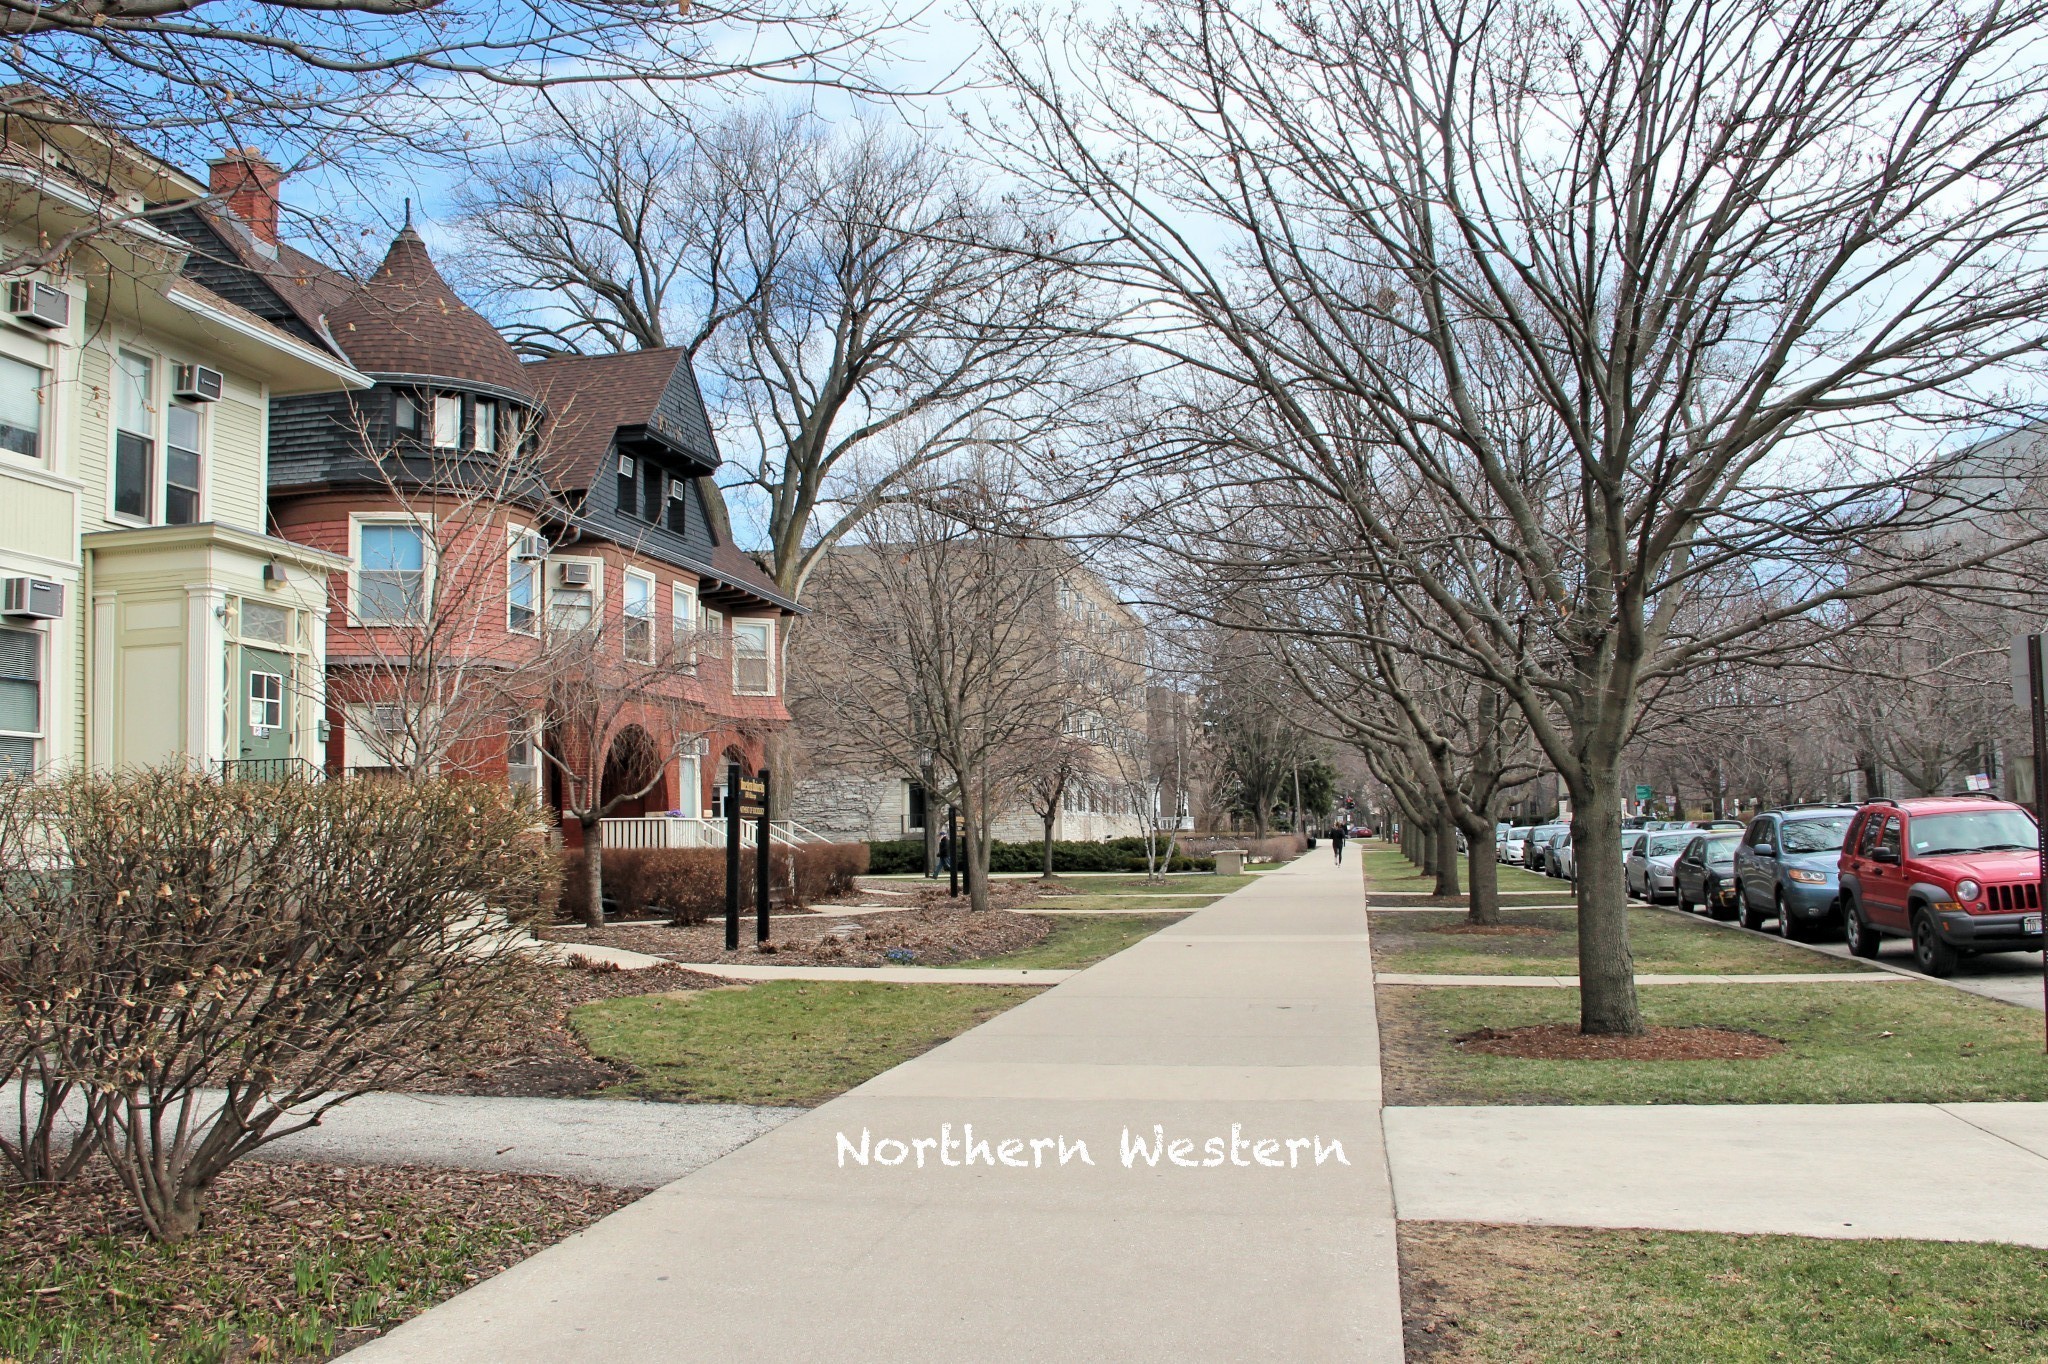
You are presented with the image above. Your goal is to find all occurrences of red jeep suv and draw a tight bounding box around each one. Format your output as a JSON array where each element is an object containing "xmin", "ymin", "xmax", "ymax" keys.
[{"xmin": 1838, "ymin": 796, "xmax": 2043, "ymax": 976}]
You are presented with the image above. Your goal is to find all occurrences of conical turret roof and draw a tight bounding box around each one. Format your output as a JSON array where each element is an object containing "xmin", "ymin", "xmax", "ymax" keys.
[{"xmin": 327, "ymin": 226, "xmax": 533, "ymax": 398}]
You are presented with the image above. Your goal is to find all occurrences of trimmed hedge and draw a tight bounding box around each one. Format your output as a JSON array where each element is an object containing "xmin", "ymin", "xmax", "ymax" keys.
[
  {"xmin": 560, "ymin": 841, "xmax": 870, "ymax": 923},
  {"xmin": 865, "ymin": 837, "xmax": 1217, "ymax": 876}
]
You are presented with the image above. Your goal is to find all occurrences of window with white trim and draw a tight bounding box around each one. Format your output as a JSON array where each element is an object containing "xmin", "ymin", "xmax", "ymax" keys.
[
  {"xmin": 506, "ymin": 714, "xmax": 540, "ymax": 793},
  {"xmin": 473, "ymin": 399, "xmax": 498, "ymax": 453},
  {"xmin": 507, "ymin": 536, "xmax": 540, "ymax": 636},
  {"xmin": 0, "ymin": 353, "xmax": 44, "ymax": 463},
  {"xmin": 165, "ymin": 401, "xmax": 203, "ymax": 525},
  {"xmin": 356, "ymin": 520, "xmax": 428, "ymax": 623},
  {"xmin": 393, "ymin": 390, "xmax": 420, "ymax": 436},
  {"xmin": 732, "ymin": 618, "xmax": 774, "ymax": 695},
  {"xmin": 671, "ymin": 584, "xmax": 698, "ymax": 667},
  {"xmin": 623, "ymin": 570, "xmax": 655, "ymax": 662},
  {"xmin": 432, "ymin": 394, "xmax": 461, "ymax": 448},
  {"xmin": 247, "ymin": 670, "xmax": 284, "ymax": 732},
  {"xmin": 548, "ymin": 558, "xmax": 600, "ymax": 632},
  {"xmin": 0, "ymin": 626, "xmax": 41, "ymax": 776},
  {"xmin": 113, "ymin": 349, "xmax": 154, "ymax": 520}
]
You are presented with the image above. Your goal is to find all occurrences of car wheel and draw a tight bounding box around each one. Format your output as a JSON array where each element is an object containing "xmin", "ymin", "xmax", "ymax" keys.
[
  {"xmin": 1843, "ymin": 896, "xmax": 1881, "ymax": 958},
  {"xmin": 1738, "ymin": 888, "xmax": 1769, "ymax": 932},
  {"xmin": 1912, "ymin": 909, "xmax": 1958, "ymax": 977},
  {"xmin": 1676, "ymin": 885, "xmax": 1695, "ymax": 914},
  {"xmin": 1707, "ymin": 880, "xmax": 1738, "ymax": 921},
  {"xmin": 1777, "ymin": 891, "xmax": 1814, "ymax": 942}
]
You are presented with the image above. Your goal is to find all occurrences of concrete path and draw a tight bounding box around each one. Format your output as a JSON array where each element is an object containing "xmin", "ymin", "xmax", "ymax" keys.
[
  {"xmin": 254, "ymin": 1092, "xmax": 801, "ymax": 1188},
  {"xmin": 678, "ymin": 962, "xmax": 1076, "ymax": 985},
  {"xmin": 348, "ymin": 853, "xmax": 1404, "ymax": 1363},
  {"xmin": 1386, "ymin": 1102, "xmax": 2048, "ymax": 1247},
  {"xmin": 1373, "ymin": 971, "xmax": 1900, "ymax": 987}
]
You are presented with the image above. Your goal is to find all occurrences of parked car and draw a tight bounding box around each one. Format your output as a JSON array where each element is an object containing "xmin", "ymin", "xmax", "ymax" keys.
[
  {"xmin": 1691, "ymin": 819, "xmax": 1746, "ymax": 832},
  {"xmin": 1732, "ymin": 806, "xmax": 1857, "ymax": 940},
  {"xmin": 1673, "ymin": 832, "xmax": 1744, "ymax": 919},
  {"xmin": 1526, "ymin": 823, "xmax": 1568, "ymax": 875},
  {"xmin": 1555, "ymin": 826, "xmax": 1579, "ymax": 880},
  {"xmin": 1500, "ymin": 826, "xmax": 1534, "ymax": 865},
  {"xmin": 1838, "ymin": 796, "xmax": 2043, "ymax": 975},
  {"xmin": 1625, "ymin": 830, "xmax": 1700, "ymax": 903}
]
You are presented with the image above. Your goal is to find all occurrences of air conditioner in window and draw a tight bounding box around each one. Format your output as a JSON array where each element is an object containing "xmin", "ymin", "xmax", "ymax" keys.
[
  {"xmin": 512, "ymin": 532, "xmax": 549, "ymax": 562},
  {"xmin": 557, "ymin": 561, "xmax": 594, "ymax": 588},
  {"xmin": 173, "ymin": 363, "xmax": 225, "ymax": 402},
  {"xmin": 0, "ymin": 577, "xmax": 63, "ymax": 619},
  {"xmin": 7, "ymin": 280, "xmax": 68, "ymax": 330}
]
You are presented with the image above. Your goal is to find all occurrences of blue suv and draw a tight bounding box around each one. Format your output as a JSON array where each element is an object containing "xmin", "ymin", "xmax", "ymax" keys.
[{"xmin": 1731, "ymin": 806, "xmax": 1859, "ymax": 940}]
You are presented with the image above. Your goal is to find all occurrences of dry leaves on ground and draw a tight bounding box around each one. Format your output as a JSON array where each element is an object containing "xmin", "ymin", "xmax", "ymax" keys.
[
  {"xmin": 547, "ymin": 906, "xmax": 1055, "ymax": 967},
  {"xmin": 1453, "ymin": 1024, "xmax": 1787, "ymax": 1061}
]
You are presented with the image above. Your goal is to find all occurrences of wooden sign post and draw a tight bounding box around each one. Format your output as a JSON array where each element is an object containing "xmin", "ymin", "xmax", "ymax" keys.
[
  {"xmin": 741, "ymin": 769, "xmax": 771, "ymax": 944},
  {"xmin": 724, "ymin": 761, "xmax": 744, "ymax": 951}
]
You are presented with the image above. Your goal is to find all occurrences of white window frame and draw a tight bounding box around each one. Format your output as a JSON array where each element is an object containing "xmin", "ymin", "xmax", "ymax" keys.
[
  {"xmin": 506, "ymin": 712, "xmax": 541, "ymax": 793},
  {"xmin": 506, "ymin": 524, "xmax": 540, "ymax": 637},
  {"xmin": 473, "ymin": 398, "xmax": 498, "ymax": 453},
  {"xmin": 246, "ymin": 669, "xmax": 284, "ymax": 732},
  {"xmin": 0, "ymin": 625, "xmax": 44, "ymax": 776},
  {"xmin": 702, "ymin": 606, "xmax": 724, "ymax": 657},
  {"xmin": 0, "ymin": 350, "xmax": 47, "ymax": 468},
  {"xmin": 546, "ymin": 555, "xmax": 604, "ymax": 633},
  {"xmin": 671, "ymin": 583, "xmax": 698, "ymax": 668},
  {"xmin": 432, "ymin": 394, "xmax": 462, "ymax": 449},
  {"xmin": 731, "ymin": 617, "xmax": 775, "ymax": 695},
  {"xmin": 623, "ymin": 568, "xmax": 656, "ymax": 663},
  {"xmin": 350, "ymin": 514, "xmax": 435, "ymax": 626},
  {"xmin": 164, "ymin": 398, "xmax": 205, "ymax": 526},
  {"xmin": 110, "ymin": 347, "xmax": 157, "ymax": 524}
]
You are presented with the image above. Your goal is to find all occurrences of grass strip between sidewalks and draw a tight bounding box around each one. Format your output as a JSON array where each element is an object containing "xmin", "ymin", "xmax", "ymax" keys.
[
  {"xmin": 573, "ymin": 980, "xmax": 1041, "ymax": 1106},
  {"xmin": 1371, "ymin": 907, "xmax": 1863, "ymax": 977},
  {"xmin": 1363, "ymin": 846, "xmax": 1560, "ymax": 898},
  {"xmin": 948, "ymin": 913, "xmax": 1190, "ymax": 969},
  {"xmin": 1379, "ymin": 981, "xmax": 2048, "ymax": 1105},
  {"xmin": 1402, "ymin": 1221, "xmax": 2048, "ymax": 1363}
]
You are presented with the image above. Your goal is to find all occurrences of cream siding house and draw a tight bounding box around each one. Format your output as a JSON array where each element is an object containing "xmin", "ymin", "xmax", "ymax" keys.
[{"xmin": 0, "ymin": 112, "xmax": 365, "ymax": 777}]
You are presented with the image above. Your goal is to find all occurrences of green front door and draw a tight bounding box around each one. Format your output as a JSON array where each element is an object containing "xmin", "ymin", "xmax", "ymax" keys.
[{"xmin": 237, "ymin": 645, "xmax": 290, "ymax": 765}]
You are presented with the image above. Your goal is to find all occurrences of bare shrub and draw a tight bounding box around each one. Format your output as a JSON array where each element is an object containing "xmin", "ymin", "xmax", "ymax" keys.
[
  {"xmin": 793, "ymin": 843, "xmax": 868, "ymax": 902},
  {"xmin": 0, "ymin": 771, "xmax": 547, "ymax": 1241}
]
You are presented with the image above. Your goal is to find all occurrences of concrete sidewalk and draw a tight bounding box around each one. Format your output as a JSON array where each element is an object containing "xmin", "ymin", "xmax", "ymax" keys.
[
  {"xmin": 349, "ymin": 854, "xmax": 1403, "ymax": 1363},
  {"xmin": 1386, "ymin": 1102, "xmax": 2048, "ymax": 1246}
]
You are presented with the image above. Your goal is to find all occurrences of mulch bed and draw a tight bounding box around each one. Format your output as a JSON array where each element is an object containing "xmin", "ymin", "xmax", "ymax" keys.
[
  {"xmin": 400, "ymin": 962, "xmax": 724, "ymax": 1099},
  {"xmin": 545, "ymin": 905, "xmax": 1056, "ymax": 968},
  {"xmin": 1453, "ymin": 1024, "xmax": 1786, "ymax": 1061},
  {"xmin": 1429, "ymin": 924, "xmax": 1553, "ymax": 937},
  {"xmin": 2, "ymin": 1161, "xmax": 635, "ymax": 1361}
]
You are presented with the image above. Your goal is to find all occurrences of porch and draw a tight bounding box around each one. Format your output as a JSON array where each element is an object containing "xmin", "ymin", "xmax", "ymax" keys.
[{"xmin": 598, "ymin": 814, "xmax": 832, "ymax": 850}]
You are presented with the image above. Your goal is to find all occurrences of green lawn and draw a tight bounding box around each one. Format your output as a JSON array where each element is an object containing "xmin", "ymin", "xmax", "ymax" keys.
[
  {"xmin": 1025, "ymin": 893, "xmax": 1219, "ymax": 912},
  {"xmin": 948, "ymin": 913, "xmax": 1189, "ymax": 969},
  {"xmin": 1403, "ymin": 1221, "xmax": 2048, "ymax": 1363},
  {"xmin": 1371, "ymin": 907, "xmax": 1861, "ymax": 976},
  {"xmin": 1363, "ymin": 845, "xmax": 1559, "ymax": 897},
  {"xmin": 572, "ymin": 981, "xmax": 1039, "ymax": 1106},
  {"xmin": 1381, "ymin": 981, "xmax": 2048, "ymax": 1105}
]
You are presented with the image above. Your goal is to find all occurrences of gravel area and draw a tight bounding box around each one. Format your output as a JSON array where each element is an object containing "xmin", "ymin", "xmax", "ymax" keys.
[{"xmin": 545, "ymin": 905, "xmax": 1055, "ymax": 968}]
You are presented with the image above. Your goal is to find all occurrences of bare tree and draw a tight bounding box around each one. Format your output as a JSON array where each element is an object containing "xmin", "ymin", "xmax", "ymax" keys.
[
  {"xmin": 455, "ymin": 103, "xmax": 1108, "ymax": 601},
  {"xmin": 793, "ymin": 456, "xmax": 1080, "ymax": 911},
  {"xmin": 984, "ymin": 0, "xmax": 2048, "ymax": 1033}
]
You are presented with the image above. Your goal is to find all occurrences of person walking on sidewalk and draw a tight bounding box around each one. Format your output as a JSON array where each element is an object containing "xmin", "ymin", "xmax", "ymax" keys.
[{"xmin": 1329, "ymin": 823, "xmax": 1349, "ymax": 864}]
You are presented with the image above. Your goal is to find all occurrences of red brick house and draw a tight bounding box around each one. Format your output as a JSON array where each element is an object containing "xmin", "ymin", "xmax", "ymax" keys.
[{"xmin": 171, "ymin": 165, "xmax": 796, "ymax": 843}]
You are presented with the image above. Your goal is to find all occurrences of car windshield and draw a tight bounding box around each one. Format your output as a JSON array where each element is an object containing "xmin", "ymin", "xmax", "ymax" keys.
[
  {"xmin": 1509, "ymin": 828, "xmax": 1532, "ymax": 839},
  {"xmin": 1702, "ymin": 835, "xmax": 1740, "ymax": 864},
  {"xmin": 1906, "ymin": 810, "xmax": 2038, "ymax": 857},
  {"xmin": 1780, "ymin": 817, "xmax": 1852, "ymax": 854},
  {"xmin": 1648, "ymin": 835, "xmax": 1693, "ymax": 857}
]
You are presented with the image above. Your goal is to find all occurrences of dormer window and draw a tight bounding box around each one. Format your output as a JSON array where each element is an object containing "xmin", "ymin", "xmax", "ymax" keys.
[
  {"xmin": 617, "ymin": 454, "xmax": 635, "ymax": 515},
  {"xmin": 474, "ymin": 399, "xmax": 498, "ymax": 453},
  {"xmin": 394, "ymin": 391, "xmax": 420, "ymax": 436},
  {"xmin": 668, "ymin": 478, "xmax": 689, "ymax": 534}
]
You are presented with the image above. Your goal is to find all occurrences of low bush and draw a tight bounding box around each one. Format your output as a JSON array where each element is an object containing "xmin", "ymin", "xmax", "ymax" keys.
[
  {"xmin": 0, "ymin": 770, "xmax": 547, "ymax": 1241},
  {"xmin": 560, "ymin": 842, "xmax": 871, "ymax": 923},
  {"xmin": 864, "ymin": 837, "xmax": 1217, "ymax": 875}
]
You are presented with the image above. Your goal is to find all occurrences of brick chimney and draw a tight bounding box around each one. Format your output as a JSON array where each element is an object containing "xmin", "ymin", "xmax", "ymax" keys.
[{"xmin": 208, "ymin": 148, "xmax": 282, "ymax": 247}]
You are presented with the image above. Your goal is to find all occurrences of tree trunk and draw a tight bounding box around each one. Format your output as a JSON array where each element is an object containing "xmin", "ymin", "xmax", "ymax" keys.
[
  {"xmin": 1418, "ymin": 819, "xmax": 1437, "ymax": 877},
  {"xmin": 962, "ymin": 784, "xmax": 991, "ymax": 913},
  {"xmin": 582, "ymin": 820, "xmax": 605, "ymax": 928},
  {"xmin": 1570, "ymin": 773, "xmax": 1642, "ymax": 1035},
  {"xmin": 1463, "ymin": 834, "xmax": 1499, "ymax": 925},
  {"xmin": 1041, "ymin": 807, "xmax": 1056, "ymax": 880},
  {"xmin": 1432, "ymin": 806, "xmax": 1461, "ymax": 897}
]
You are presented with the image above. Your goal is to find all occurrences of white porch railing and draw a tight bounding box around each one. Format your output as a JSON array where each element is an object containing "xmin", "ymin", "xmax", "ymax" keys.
[{"xmin": 598, "ymin": 816, "xmax": 835, "ymax": 850}]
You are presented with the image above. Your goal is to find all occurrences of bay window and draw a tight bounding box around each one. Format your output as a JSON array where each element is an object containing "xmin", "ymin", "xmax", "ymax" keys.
[{"xmin": 356, "ymin": 521, "xmax": 428, "ymax": 623}]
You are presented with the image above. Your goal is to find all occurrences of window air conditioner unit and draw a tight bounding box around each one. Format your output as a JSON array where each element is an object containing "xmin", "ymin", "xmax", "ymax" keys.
[
  {"xmin": 557, "ymin": 561, "xmax": 594, "ymax": 588},
  {"xmin": 7, "ymin": 280, "xmax": 68, "ymax": 330},
  {"xmin": 173, "ymin": 363, "xmax": 225, "ymax": 402},
  {"xmin": 371, "ymin": 705, "xmax": 407, "ymax": 734},
  {"xmin": 1, "ymin": 577, "xmax": 63, "ymax": 619},
  {"xmin": 512, "ymin": 532, "xmax": 549, "ymax": 562}
]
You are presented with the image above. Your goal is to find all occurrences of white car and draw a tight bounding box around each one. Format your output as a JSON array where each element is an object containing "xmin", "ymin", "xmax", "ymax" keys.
[
  {"xmin": 1625, "ymin": 830, "xmax": 1697, "ymax": 903},
  {"xmin": 1500, "ymin": 826, "xmax": 1534, "ymax": 864}
]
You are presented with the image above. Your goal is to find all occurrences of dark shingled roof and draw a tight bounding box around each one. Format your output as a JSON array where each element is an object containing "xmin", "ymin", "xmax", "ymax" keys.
[
  {"xmin": 326, "ymin": 228, "xmax": 534, "ymax": 397},
  {"xmin": 524, "ymin": 346, "xmax": 720, "ymax": 487}
]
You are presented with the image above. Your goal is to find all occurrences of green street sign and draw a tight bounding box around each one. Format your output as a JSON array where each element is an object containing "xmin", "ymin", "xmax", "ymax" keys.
[{"xmin": 1635, "ymin": 785, "xmax": 1653, "ymax": 801}]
